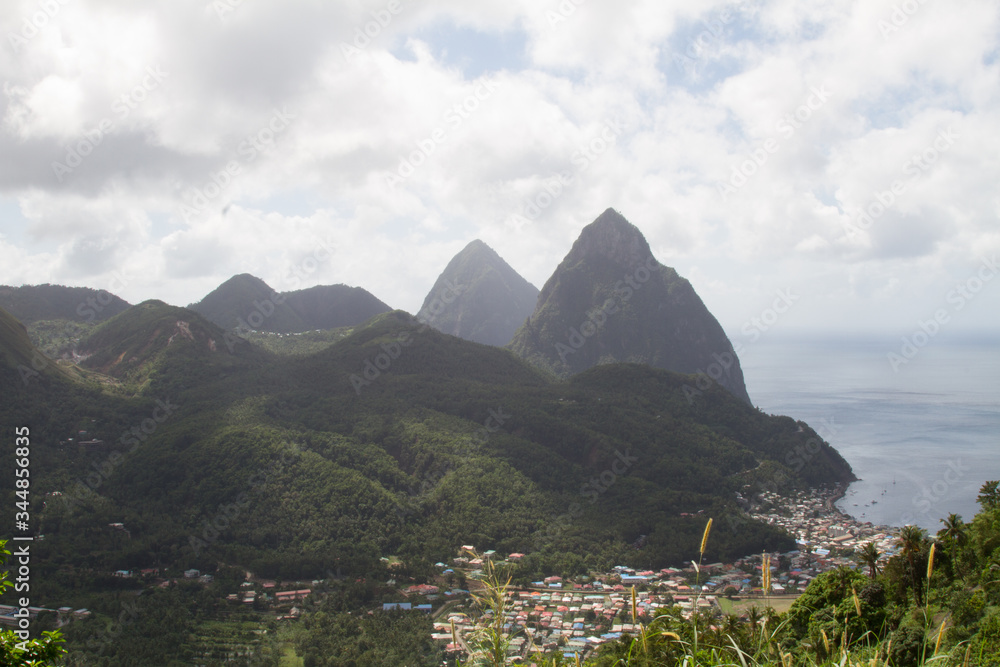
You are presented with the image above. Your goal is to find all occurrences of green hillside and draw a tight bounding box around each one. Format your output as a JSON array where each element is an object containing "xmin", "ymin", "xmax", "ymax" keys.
[
  {"xmin": 189, "ymin": 273, "xmax": 392, "ymax": 334},
  {"xmin": 0, "ymin": 305, "xmax": 76, "ymax": 385},
  {"xmin": 0, "ymin": 283, "xmax": 130, "ymax": 324},
  {"xmin": 1, "ymin": 306, "xmax": 855, "ymax": 590},
  {"xmin": 76, "ymin": 299, "xmax": 266, "ymax": 393},
  {"xmin": 188, "ymin": 273, "xmax": 309, "ymax": 333}
]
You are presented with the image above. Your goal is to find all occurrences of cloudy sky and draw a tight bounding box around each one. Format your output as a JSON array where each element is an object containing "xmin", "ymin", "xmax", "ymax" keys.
[{"xmin": 1, "ymin": 0, "xmax": 997, "ymax": 338}]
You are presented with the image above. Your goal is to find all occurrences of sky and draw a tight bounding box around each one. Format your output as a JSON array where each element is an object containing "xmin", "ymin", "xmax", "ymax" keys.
[{"xmin": 1, "ymin": 0, "xmax": 998, "ymax": 339}]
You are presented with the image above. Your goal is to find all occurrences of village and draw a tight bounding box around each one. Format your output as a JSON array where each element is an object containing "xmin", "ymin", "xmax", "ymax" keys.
[{"xmin": 415, "ymin": 487, "xmax": 902, "ymax": 662}]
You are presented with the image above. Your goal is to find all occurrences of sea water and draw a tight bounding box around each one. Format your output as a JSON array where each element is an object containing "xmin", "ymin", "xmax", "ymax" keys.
[{"xmin": 737, "ymin": 335, "xmax": 1000, "ymax": 534}]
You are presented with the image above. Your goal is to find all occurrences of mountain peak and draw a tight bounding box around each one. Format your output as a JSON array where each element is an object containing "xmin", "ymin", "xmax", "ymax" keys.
[
  {"xmin": 509, "ymin": 208, "xmax": 751, "ymax": 404},
  {"xmin": 416, "ymin": 240, "xmax": 539, "ymax": 347},
  {"xmin": 190, "ymin": 274, "xmax": 390, "ymax": 333},
  {"xmin": 569, "ymin": 207, "xmax": 653, "ymax": 269}
]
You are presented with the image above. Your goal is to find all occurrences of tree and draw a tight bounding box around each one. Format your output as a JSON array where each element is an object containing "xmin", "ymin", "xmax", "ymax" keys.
[
  {"xmin": 939, "ymin": 513, "xmax": 966, "ymax": 546},
  {"xmin": 855, "ymin": 541, "xmax": 881, "ymax": 578},
  {"xmin": 938, "ymin": 513, "xmax": 967, "ymax": 574},
  {"xmin": 897, "ymin": 525, "xmax": 928, "ymax": 606},
  {"xmin": 977, "ymin": 481, "xmax": 999, "ymax": 511},
  {"xmin": 745, "ymin": 604, "xmax": 762, "ymax": 640},
  {"xmin": 0, "ymin": 540, "xmax": 66, "ymax": 666}
]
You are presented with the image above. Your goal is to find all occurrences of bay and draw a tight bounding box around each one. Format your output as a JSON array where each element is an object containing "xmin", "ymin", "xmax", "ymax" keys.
[{"xmin": 736, "ymin": 335, "xmax": 1000, "ymax": 533}]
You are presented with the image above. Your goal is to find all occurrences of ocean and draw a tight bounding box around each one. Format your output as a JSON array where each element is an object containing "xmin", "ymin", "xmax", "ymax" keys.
[{"xmin": 736, "ymin": 335, "xmax": 1000, "ymax": 534}]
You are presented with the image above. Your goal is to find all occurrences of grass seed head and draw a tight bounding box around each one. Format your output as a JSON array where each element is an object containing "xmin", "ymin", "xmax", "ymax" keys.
[{"xmin": 700, "ymin": 518, "xmax": 713, "ymax": 555}]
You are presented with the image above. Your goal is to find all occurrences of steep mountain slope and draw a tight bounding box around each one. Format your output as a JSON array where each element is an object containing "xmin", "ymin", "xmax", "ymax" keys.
[
  {"xmin": 77, "ymin": 300, "xmax": 266, "ymax": 392},
  {"xmin": 508, "ymin": 208, "xmax": 752, "ymax": 404},
  {"xmin": 189, "ymin": 273, "xmax": 391, "ymax": 333},
  {"xmin": 0, "ymin": 283, "xmax": 131, "ymax": 324},
  {"xmin": 0, "ymin": 305, "xmax": 74, "ymax": 383},
  {"xmin": 416, "ymin": 240, "xmax": 539, "ymax": 346}
]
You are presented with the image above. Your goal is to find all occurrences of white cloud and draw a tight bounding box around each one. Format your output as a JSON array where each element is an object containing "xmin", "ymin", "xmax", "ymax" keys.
[{"xmin": 0, "ymin": 0, "xmax": 996, "ymax": 335}]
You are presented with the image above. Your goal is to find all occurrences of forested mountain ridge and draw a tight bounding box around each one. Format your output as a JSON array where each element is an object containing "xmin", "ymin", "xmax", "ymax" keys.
[
  {"xmin": 1, "ymin": 301, "xmax": 853, "ymax": 587},
  {"xmin": 0, "ymin": 283, "xmax": 130, "ymax": 324},
  {"xmin": 188, "ymin": 273, "xmax": 391, "ymax": 333}
]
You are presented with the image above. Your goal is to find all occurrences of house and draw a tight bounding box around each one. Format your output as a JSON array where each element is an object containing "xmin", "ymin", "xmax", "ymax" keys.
[
  {"xmin": 274, "ymin": 589, "xmax": 311, "ymax": 603},
  {"xmin": 405, "ymin": 584, "xmax": 439, "ymax": 595},
  {"xmin": 184, "ymin": 569, "xmax": 200, "ymax": 579}
]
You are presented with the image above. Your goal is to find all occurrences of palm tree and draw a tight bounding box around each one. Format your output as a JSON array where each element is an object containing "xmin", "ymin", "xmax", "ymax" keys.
[
  {"xmin": 897, "ymin": 525, "xmax": 927, "ymax": 606},
  {"xmin": 746, "ymin": 605, "xmax": 762, "ymax": 640},
  {"xmin": 939, "ymin": 513, "xmax": 966, "ymax": 546},
  {"xmin": 856, "ymin": 541, "xmax": 881, "ymax": 578},
  {"xmin": 938, "ymin": 513, "xmax": 967, "ymax": 576},
  {"xmin": 977, "ymin": 480, "xmax": 999, "ymax": 510}
]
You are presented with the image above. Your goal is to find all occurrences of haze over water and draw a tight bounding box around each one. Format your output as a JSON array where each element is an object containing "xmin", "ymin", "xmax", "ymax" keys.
[{"xmin": 737, "ymin": 335, "xmax": 1000, "ymax": 533}]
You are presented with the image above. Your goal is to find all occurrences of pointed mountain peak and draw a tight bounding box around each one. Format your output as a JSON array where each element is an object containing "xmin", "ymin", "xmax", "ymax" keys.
[
  {"xmin": 508, "ymin": 208, "xmax": 751, "ymax": 404},
  {"xmin": 463, "ymin": 238, "xmax": 491, "ymax": 251},
  {"xmin": 568, "ymin": 208, "xmax": 653, "ymax": 268},
  {"xmin": 452, "ymin": 239, "xmax": 502, "ymax": 263},
  {"xmin": 417, "ymin": 240, "xmax": 539, "ymax": 347}
]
